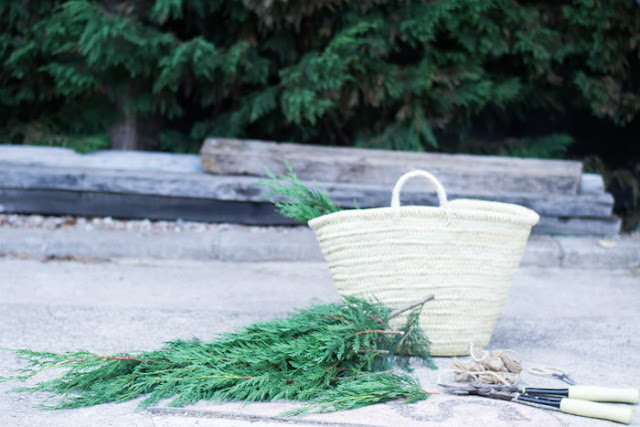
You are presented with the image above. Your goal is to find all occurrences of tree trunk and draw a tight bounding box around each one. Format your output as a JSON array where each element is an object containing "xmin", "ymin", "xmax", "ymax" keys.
[
  {"xmin": 108, "ymin": 114, "xmax": 138, "ymax": 150},
  {"xmin": 107, "ymin": 80, "xmax": 162, "ymax": 151},
  {"xmin": 108, "ymin": 113, "xmax": 162, "ymax": 151}
]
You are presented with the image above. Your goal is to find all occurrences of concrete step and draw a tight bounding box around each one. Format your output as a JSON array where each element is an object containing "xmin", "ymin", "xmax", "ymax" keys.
[{"xmin": 1, "ymin": 225, "xmax": 638, "ymax": 269}]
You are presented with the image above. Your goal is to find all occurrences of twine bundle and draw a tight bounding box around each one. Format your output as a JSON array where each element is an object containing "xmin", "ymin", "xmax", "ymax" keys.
[{"xmin": 450, "ymin": 344, "xmax": 523, "ymax": 385}]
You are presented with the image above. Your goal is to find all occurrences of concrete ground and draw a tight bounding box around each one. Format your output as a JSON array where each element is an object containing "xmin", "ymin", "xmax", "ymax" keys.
[{"xmin": 0, "ymin": 227, "xmax": 639, "ymax": 426}]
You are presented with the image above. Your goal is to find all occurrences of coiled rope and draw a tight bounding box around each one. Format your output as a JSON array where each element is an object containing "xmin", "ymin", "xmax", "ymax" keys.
[{"xmin": 449, "ymin": 344, "xmax": 523, "ymax": 385}]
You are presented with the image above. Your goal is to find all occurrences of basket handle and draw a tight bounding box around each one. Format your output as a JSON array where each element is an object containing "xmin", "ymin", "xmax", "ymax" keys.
[{"xmin": 391, "ymin": 170, "xmax": 448, "ymax": 209}]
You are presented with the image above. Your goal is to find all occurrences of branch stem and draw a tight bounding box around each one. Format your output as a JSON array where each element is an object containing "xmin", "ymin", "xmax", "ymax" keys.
[
  {"xmin": 389, "ymin": 294, "xmax": 435, "ymax": 318},
  {"xmin": 356, "ymin": 349, "xmax": 390, "ymax": 354},
  {"xmin": 353, "ymin": 330, "xmax": 404, "ymax": 336},
  {"xmin": 59, "ymin": 355, "xmax": 154, "ymax": 365}
]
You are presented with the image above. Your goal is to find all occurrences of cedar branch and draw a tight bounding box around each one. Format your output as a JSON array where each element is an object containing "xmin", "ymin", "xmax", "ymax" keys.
[
  {"xmin": 59, "ymin": 355, "xmax": 155, "ymax": 365},
  {"xmin": 389, "ymin": 294, "xmax": 435, "ymax": 318},
  {"xmin": 353, "ymin": 330, "xmax": 404, "ymax": 336}
]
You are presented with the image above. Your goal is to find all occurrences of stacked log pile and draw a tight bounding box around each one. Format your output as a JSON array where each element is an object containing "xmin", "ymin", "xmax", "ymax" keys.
[
  {"xmin": 200, "ymin": 139, "xmax": 620, "ymax": 235},
  {"xmin": 0, "ymin": 139, "xmax": 620, "ymax": 235}
]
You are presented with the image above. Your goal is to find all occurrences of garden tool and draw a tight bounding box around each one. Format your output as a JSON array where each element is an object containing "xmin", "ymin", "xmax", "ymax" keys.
[
  {"xmin": 528, "ymin": 366, "xmax": 576, "ymax": 385},
  {"xmin": 439, "ymin": 383, "xmax": 638, "ymax": 424}
]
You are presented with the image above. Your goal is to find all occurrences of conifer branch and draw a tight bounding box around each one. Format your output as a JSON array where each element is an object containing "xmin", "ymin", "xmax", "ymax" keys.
[
  {"xmin": 2, "ymin": 297, "xmax": 436, "ymax": 414},
  {"xmin": 366, "ymin": 314, "xmax": 390, "ymax": 328},
  {"xmin": 353, "ymin": 330, "xmax": 404, "ymax": 336},
  {"xmin": 390, "ymin": 294, "xmax": 435, "ymax": 318},
  {"xmin": 395, "ymin": 325, "xmax": 414, "ymax": 353},
  {"xmin": 59, "ymin": 355, "xmax": 154, "ymax": 365},
  {"xmin": 257, "ymin": 162, "xmax": 342, "ymax": 222},
  {"xmin": 356, "ymin": 349, "xmax": 390, "ymax": 354}
]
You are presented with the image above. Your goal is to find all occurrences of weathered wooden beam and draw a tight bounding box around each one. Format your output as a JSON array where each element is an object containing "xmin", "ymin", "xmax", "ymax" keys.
[
  {"xmin": 320, "ymin": 181, "xmax": 615, "ymax": 218},
  {"xmin": 200, "ymin": 138, "xmax": 583, "ymax": 195},
  {"xmin": 0, "ymin": 144, "xmax": 201, "ymax": 173},
  {"xmin": 534, "ymin": 216, "xmax": 621, "ymax": 236},
  {"xmin": 0, "ymin": 144, "xmax": 619, "ymax": 235},
  {"xmin": 0, "ymin": 188, "xmax": 619, "ymax": 235},
  {"xmin": 0, "ymin": 189, "xmax": 290, "ymax": 225},
  {"xmin": 0, "ymin": 164, "xmax": 613, "ymax": 218},
  {"xmin": 580, "ymin": 173, "xmax": 605, "ymax": 195}
]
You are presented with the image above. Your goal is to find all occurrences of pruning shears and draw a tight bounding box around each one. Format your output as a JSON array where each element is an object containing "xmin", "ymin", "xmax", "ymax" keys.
[
  {"xmin": 439, "ymin": 383, "xmax": 638, "ymax": 424},
  {"xmin": 528, "ymin": 366, "xmax": 577, "ymax": 385}
]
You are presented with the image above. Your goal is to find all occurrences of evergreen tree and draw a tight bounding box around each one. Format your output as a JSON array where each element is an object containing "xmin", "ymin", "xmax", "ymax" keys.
[{"xmin": 1, "ymin": 0, "xmax": 638, "ymax": 152}]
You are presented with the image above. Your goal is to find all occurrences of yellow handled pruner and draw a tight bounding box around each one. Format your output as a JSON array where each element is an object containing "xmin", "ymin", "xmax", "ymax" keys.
[{"xmin": 439, "ymin": 383, "xmax": 638, "ymax": 424}]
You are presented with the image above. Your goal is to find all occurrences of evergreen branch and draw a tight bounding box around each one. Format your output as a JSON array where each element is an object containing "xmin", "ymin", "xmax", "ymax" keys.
[
  {"xmin": 390, "ymin": 294, "xmax": 435, "ymax": 318},
  {"xmin": 395, "ymin": 325, "xmax": 414, "ymax": 354},
  {"xmin": 283, "ymin": 373, "xmax": 429, "ymax": 416},
  {"xmin": 356, "ymin": 349, "xmax": 390, "ymax": 354},
  {"xmin": 257, "ymin": 162, "xmax": 342, "ymax": 222},
  {"xmin": 58, "ymin": 355, "xmax": 155, "ymax": 365},
  {"xmin": 353, "ymin": 330, "xmax": 404, "ymax": 336},
  {"xmin": 366, "ymin": 314, "xmax": 390, "ymax": 328},
  {"xmin": 2, "ymin": 297, "xmax": 436, "ymax": 414}
]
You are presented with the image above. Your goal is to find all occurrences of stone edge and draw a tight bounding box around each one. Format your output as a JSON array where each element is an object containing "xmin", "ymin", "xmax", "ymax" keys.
[{"xmin": 0, "ymin": 228, "xmax": 638, "ymax": 269}]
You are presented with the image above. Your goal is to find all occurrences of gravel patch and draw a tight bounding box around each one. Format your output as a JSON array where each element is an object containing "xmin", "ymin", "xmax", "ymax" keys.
[
  {"xmin": 0, "ymin": 214, "xmax": 301, "ymax": 234},
  {"xmin": 1, "ymin": 213, "xmax": 638, "ymax": 240}
]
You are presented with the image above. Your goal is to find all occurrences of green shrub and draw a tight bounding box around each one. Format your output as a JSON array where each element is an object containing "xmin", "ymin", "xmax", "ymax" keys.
[{"xmin": 1, "ymin": 0, "xmax": 638, "ymax": 152}]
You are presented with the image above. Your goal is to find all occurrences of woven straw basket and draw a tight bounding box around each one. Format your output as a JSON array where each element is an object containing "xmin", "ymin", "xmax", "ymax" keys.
[{"xmin": 308, "ymin": 170, "xmax": 540, "ymax": 356}]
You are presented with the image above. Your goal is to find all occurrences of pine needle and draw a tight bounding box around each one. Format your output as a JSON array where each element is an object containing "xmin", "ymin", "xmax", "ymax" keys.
[
  {"xmin": 1, "ymin": 297, "xmax": 435, "ymax": 414},
  {"xmin": 257, "ymin": 162, "xmax": 341, "ymax": 222}
]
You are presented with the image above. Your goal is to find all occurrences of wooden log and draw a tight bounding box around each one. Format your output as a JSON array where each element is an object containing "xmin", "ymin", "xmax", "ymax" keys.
[
  {"xmin": 0, "ymin": 164, "xmax": 613, "ymax": 218},
  {"xmin": 320, "ymin": 181, "xmax": 615, "ymax": 218},
  {"xmin": 580, "ymin": 173, "xmax": 605, "ymax": 195},
  {"xmin": 0, "ymin": 164, "xmax": 263, "ymax": 201},
  {"xmin": 0, "ymin": 144, "xmax": 618, "ymax": 235},
  {"xmin": 0, "ymin": 188, "xmax": 620, "ymax": 235},
  {"xmin": 533, "ymin": 216, "xmax": 621, "ymax": 236},
  {"xmin": 0, "ymin": 189, "xmax": 290, "ymax": 225},
  {"xmin": 0, "ymin": 144, "xmax": 201, "ymax": 173},
  {"xmin": 200, "ymin": 138, "xmax": 583, "ymax": 195}
]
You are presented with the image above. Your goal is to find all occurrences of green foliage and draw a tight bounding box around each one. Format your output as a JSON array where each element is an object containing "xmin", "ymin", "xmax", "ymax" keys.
[
  {"xmin": 457, "ymin": 134, "xmax": 574, "ymax": 159},
  {"xmin": 1, "ymin": 0, "xmax": 638, "ymax": 152},
  {"xmin": 284, "ymin": 373, "xmax": 426, "ymax": 416},
  {"xmin": 258, "ymin": 163, "xmax": 341, "ymax": 222},
  {"xmin": 583, "ymin": 156, "xmax": 640, "ymax": 232},
  {"xmin": 1, "ymin": 297, "xmax": 435, "ymax": 413},
  {"xmin": 503, "ymin": 134, "xmax": 574, "ymax": 159},
  {"xmin": 5, "ymin": 121, "xmax": 110, "ymax": 153}
]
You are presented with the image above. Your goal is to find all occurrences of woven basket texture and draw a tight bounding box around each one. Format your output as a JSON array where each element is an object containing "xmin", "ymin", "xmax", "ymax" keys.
[{"xmin": 308, "ymin": 171, "xmax": 539, "ymax": 356}]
